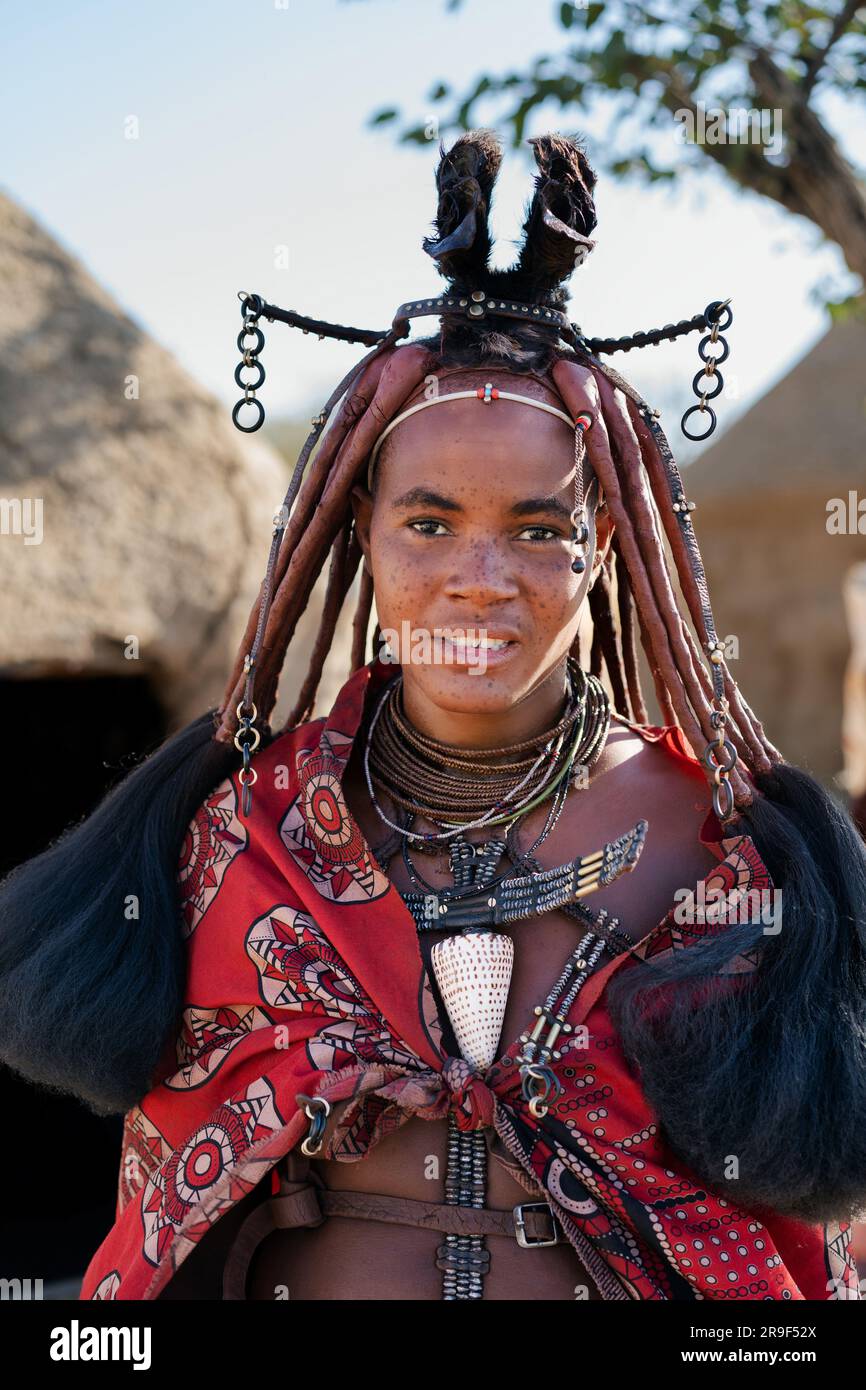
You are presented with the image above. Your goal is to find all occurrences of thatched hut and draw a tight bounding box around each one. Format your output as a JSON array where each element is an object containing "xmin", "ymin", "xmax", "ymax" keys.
[
  {"xmin": 0, "ymin": 190, "xmax": 353, "ymax": 1289},
  {"xmin": 684, "ymin": 316, "xmax": 866, "ymax": 790}
]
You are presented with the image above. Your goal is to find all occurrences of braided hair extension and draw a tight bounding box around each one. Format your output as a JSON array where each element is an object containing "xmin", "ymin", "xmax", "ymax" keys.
[
  {"xmin": 212, "ymin": 132, "xmax": 772, "ymax": 819},
  {"xmin": 1, "ymin": 130, "xmax": 865, "ymax": 1231}
]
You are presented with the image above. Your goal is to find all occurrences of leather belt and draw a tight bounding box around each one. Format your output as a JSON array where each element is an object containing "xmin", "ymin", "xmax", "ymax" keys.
[
  {"xmin": 222, "ymin": 1177, "xmax": 563, "ymax": 1299},
  {"xmin": 318, "ymin": 1188, "xmax": 562, "ymax": 1244}
]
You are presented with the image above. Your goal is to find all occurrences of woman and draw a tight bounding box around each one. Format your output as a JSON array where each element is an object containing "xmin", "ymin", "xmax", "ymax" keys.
[{"xmin": 2, "ymin": 130, "xmax": 865, "ymax": 1301}]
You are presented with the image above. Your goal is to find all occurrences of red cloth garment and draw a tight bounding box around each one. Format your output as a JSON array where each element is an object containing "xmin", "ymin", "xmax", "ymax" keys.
[{"xmin": 80, "ymin": 657, "xmax": 861, "ymax": 1300}]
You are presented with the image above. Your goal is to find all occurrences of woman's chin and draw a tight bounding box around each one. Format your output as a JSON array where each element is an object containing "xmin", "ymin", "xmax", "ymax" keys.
[{"xmin": 405, "ymin": 658, "xmax": 531, "ymax": 710}]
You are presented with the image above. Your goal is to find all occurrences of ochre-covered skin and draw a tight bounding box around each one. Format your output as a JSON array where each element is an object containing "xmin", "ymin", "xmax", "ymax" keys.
[{"xmin": 214, "ymin": 336, "xmax": 782, "ymax": 825}]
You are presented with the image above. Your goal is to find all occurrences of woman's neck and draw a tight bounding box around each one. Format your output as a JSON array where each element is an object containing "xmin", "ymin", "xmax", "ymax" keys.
[{"xmin": 397, "ymin": 662, "xmax": 571, "ymax": 750}]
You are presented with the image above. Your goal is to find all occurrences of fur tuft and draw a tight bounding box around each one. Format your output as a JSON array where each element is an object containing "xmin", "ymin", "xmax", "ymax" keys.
[
  {"xmin": 425, "ymin": 129, "xmax": 598, "ymax": 374},
  {"xmin": 514, "ymin": 133, "xmax": 598, "ymax": 296},
  {"xmin": 422, "ymin": 128, "xmax": 503, "ymax": 284},
  {"xmin": 0, "ymin": 712, "xmax": 245, "ymax": 1115}
]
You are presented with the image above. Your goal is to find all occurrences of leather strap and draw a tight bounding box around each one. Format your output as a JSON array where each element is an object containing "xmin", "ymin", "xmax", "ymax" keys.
[
  {"xmin": 222, "ymin": 1157, "xmax": 562, "ymax": 1298},
  {"xmin": 222, "ymin": 1150, "xmax": 325, "ymax": 1300},
  {"xmin": 391, "ymin": 291, "xmax": 581, "ymax": 346},
  {"xmin": 317, "ymin": 1189, "xmax": 560, "ymax": 1241}
]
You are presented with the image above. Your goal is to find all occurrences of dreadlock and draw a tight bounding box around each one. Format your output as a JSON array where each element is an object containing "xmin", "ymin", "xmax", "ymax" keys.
[
  {"xmin": 210, "ymin": 131, "xmax": 777, "ymax": 795},
  {"xmin": 1, "ymin": 131, "xmax": 865, "ymax": 1227}
]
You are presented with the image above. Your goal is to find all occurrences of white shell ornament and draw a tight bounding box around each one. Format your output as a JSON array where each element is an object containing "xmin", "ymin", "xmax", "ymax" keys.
[{"xmin": 431, "ymin": 930, "xmax": 514, "ymax": 1071}]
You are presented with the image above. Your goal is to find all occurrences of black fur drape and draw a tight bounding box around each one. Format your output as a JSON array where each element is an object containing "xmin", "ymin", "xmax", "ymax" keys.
[
  {"xmin": 0, "ymin": 713, "xmax": 246, "ymax": 1115},
  {"xmin": 606, "ymin": 762, "xmax": 866, "ymax": 1223}
]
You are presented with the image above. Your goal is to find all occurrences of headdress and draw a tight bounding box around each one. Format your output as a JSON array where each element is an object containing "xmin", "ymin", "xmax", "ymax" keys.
[{"xmin": 215, "ymin": 129, "xmax": 777, "ymax": 827}]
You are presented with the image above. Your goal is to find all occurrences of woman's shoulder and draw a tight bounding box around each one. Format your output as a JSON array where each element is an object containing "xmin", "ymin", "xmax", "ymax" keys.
[
  {"xmin": 605, "ymin": 714, "xmax": 704, "ymax": 764},
  {"xmin": 595, "ymin": 717, "xmax": 712, "ymax": 806},
  {"xmin": 568, "ymin": 718, "xmax": 726, "ymax": 930}
]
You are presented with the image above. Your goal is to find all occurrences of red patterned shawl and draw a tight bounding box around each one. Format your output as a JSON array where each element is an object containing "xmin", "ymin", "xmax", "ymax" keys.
[{"xmin": 80, "ymin": 656, "xmax": 861, "ymax": 1301}]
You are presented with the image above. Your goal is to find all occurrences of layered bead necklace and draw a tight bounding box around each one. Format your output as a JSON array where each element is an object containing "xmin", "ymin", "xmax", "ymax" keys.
[
  {"xmin": 362, "ymin": 659, "xmax": 648, "ymax": 1299},
  {"xmin": 365, "ymin": 655, "xmax": 606, "ymax": 838}
]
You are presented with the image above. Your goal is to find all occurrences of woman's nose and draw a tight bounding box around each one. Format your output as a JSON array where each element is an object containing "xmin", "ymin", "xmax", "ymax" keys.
[{"xmin": 442, "ymin": 541, "xmax": 520, "ymax": 602}]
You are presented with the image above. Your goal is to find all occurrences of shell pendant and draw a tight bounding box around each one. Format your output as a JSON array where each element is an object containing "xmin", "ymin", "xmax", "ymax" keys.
[{"xmin": 431, "ymin": 929, "xmax": 514, "ymax": 1071}]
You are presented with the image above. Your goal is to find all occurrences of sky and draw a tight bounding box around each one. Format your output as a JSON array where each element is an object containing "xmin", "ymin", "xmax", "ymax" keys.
[{"xmin": 3, "ymin": 0, "xmax": 863, "ymax": 456}]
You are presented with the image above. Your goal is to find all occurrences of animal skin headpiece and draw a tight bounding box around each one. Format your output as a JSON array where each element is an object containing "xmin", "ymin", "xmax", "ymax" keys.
[{"xmin": 213, "ymin": 129, "xmax": 778, "ymax": 829}]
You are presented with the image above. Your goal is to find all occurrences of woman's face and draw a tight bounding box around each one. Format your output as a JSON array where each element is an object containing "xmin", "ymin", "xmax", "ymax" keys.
[{"xmin": 350, "ymin": 369, "xmax": 614, "ymax": 740}]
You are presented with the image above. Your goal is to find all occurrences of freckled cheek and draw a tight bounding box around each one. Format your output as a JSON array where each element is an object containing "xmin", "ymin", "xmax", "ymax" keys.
[
  {"xmin": 522, "ymin": 562, "xmax": 585, "ymax": 623},
  {"xmin": 370, "ymin": 539, "xmax": 585, "ymax": 625},
  {"xmin": 506, "ymin": 544, "xmax": 584, "ymax": 582},
  {"xmin": 369, "ymin": 539, "xmax": 431, "ymax": 613}
]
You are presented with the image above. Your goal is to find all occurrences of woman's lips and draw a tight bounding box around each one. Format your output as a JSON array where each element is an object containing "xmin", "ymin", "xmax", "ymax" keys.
[{"xmin": 436, "ymin": 636, "xmax": 519, "ymax": 668}]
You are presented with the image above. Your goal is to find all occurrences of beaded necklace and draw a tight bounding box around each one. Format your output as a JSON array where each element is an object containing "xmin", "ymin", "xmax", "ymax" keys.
[{"xmin": 360, "ymin": 660, "xmax": 648, "ymax": 1301}]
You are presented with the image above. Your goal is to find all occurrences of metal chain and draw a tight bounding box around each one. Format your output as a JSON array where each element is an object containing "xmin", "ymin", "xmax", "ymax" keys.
[
  {"xmin": 296, "ymin": 1094, "xmax": 332, "ymax": 1156},
  {"xmin": 233, "ymin": 646, "xmax": 262, "ymax": 816},
  {"xmin": 681, "ymin": 299, "xmax": 733, "ymax": 442},
  {"xmin": 700, "ymin": 694, "xmax": 737, "ymax": 822},
  {"xmin": 232, "ymin": 291, "xmax": 267, "ymax": 433}
]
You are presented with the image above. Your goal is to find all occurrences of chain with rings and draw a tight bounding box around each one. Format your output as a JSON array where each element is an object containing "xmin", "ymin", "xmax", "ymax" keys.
[
  {"xmin": 232, "ymin": 292, "xmax": 267, "ymax": 433},
  {"xmin": 233, "ymin": 647, "xmax": 262, "ymax": 815},
  {"xmin": 699, "ymin": 694, "xmax": 737, "ymax": 821},
  {"xmin": 681, "ymin": 299, "xmax": 732, "ymax": 442}
]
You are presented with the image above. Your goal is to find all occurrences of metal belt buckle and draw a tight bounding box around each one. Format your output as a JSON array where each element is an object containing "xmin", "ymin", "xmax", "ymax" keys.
[{"xmin": 513, "ymin": 1201, "xmax": 561, "ymax": 1248}]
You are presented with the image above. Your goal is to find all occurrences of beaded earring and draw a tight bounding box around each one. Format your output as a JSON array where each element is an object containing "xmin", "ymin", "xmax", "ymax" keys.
[{"xmin": 570, "ymin": 412, "xmax": 593, "ymax": 574}]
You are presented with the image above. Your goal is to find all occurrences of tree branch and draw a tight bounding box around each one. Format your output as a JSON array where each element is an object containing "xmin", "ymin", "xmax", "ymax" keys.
[{"xmin": 801, "ymin": 0, "xmax": 862, "ymax": 96}]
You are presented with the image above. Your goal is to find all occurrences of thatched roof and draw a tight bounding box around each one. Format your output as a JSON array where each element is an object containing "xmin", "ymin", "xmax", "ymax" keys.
[{"xmin": 0, "ymin": 191, "xmax": 348, "ymax": 730}]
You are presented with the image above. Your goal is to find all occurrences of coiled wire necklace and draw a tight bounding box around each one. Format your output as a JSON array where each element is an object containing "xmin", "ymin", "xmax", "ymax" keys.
[
  {"xmin": 360, "ymin": 656, "xmax": 645, "ymax": 1305},
  {"xmin": 363, "ymin": 655, "xmax": 609, "ymax": 846}
]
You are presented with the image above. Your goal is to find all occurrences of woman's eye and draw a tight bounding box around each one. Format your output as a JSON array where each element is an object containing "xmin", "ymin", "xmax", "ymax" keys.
[
  {"xmin": 407, "ymin": 520, "xmax": 563, "ymax": 541},
  {"xmin": 517, "ymin": 525, "xmax": 560, "ymax": 542}
]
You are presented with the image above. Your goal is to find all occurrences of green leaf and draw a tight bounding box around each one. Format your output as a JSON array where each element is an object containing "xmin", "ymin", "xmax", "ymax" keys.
[
  {"xmin": 370, "ymin": 107, "xmax": 399, "ymax": 125},
  {"xmin": 826, "ymin": 292, "xmax": 866, "ymax": 322},
  {"xmin": 401, "ymin": 124, "xmax": 436, "ymax": 145}
]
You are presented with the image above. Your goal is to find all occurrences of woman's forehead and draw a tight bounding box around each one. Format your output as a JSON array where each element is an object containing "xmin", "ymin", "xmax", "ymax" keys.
[
  {"xmin": 380, "ymin": 380, "xmax": 573, "ymax": 461},
  {"xmin": 374, "ymin": 383, "xmax": 596, "ymax": 491}
]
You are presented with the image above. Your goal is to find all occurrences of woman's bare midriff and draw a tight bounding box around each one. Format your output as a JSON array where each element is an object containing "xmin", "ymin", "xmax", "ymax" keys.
[
  {"xmin": 243, "ymin": 721, "xmax": 720, "ymax": 1302},
  {"xmin": 247, "ymin": 1112, "xmax": 597, "ymax": 1300}
]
